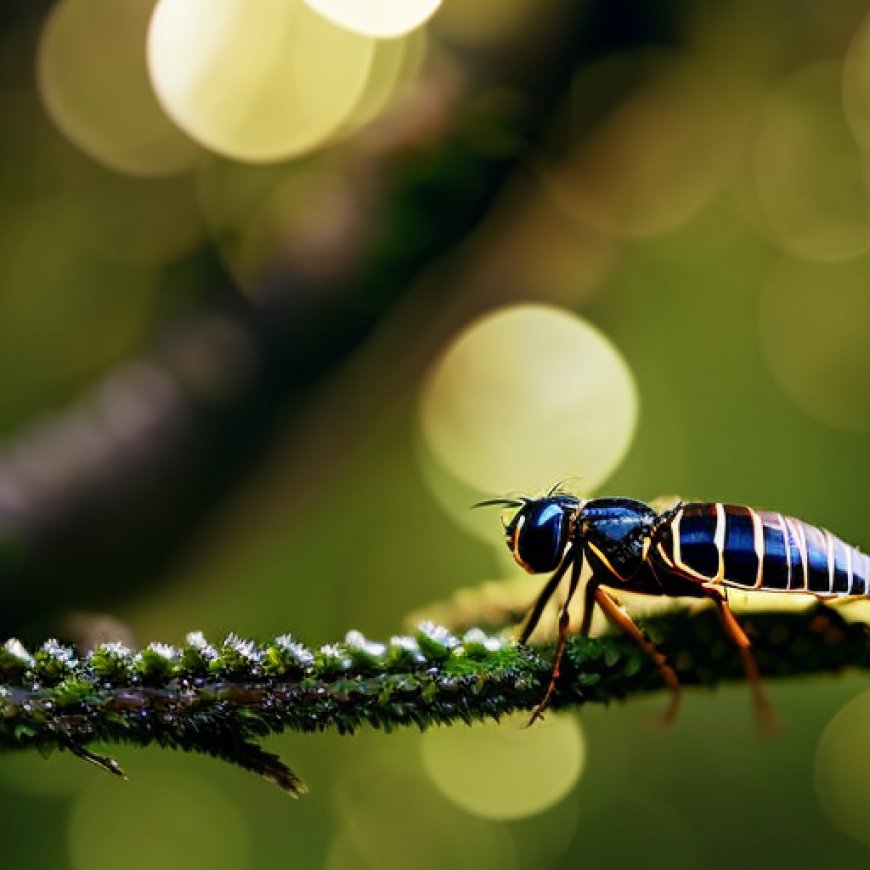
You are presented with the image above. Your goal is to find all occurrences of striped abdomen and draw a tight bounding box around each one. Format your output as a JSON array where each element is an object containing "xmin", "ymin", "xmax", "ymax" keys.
[{"xmin": 656, "ymin": 502, "xmax": 869, "ymax": 595}]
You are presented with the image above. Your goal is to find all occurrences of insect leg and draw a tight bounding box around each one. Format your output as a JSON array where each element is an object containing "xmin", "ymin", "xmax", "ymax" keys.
[
  {"xmin": 703, "ymin": 587, "xmax": 779, "ymax": 734},
  {"xmin": 528, "ymin": 550, "xmax": 583, "ymax": 726},
  {"xmin": 578, "ymin": 576, "xmax": 600, "ymax": 637},
  {"xmin": 593, "ymin": 588, "xmax": 681, "ymax": 724},
  {"xmin": 518, "ymin": 544, "xmax": 574, "ymax": 645}
]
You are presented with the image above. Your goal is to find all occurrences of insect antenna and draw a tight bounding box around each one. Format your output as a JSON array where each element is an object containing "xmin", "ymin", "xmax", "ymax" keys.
[
  {"xmin": 471, "ymin": 497, "xmax": 527, "ymax": 509},
  {"xmin": 546, "ymin": 477, "xmax": 584, "ymax": 497}
]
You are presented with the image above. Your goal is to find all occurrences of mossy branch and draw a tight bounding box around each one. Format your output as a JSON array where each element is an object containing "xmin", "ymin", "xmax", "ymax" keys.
[{"xmin": 1, "ymin": 604, "xmax": 868, "ymax": 796}]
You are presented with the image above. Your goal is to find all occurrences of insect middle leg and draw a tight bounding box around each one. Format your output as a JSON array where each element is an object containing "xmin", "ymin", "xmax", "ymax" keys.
[{"xmin": 591, "ymin": 587, "xmax": 682, "ymax": 724}]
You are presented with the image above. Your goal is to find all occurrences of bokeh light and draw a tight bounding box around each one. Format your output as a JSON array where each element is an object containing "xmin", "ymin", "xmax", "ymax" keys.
[
  {"xmin": 843, "ymin": 10, "xmax": 870, "ymax": 157},
  {"xmin": 334, "ymin": 27, "xmax": 427, "ymax": 138},
  {"xmin": 198, "ymin": 157, "xmax": 350, "ymax": 296},
  {"xmin": 0, "ymin": 198, "xmax": 159, "ymax": 425},
  {"xmin": 760, "ymin": 256, "xmax": 870, "ymax": 432},
  {"xmin": 196, "ymin": 28, "xmax": 425, "ymax": 297},
  {"xmin": 67, "ymin": 764, "xmax": 252, "ymax": 870},
  {"xmin": 418, "ymin": 304, "xmax": 638, "ymax": 497},
  {"xmin": 332, "ymin": 733, "xmax": 519, "ymax": 870},
  {"xmin": 541, "ymin": 52, "xmax": 730, "ymax": 238},
  {"xmin": 37, "ymin": 0, "xmax": 202, "ymax": 177},
  {"xmin": 435, "ymin": 0, "xmax": 538, "ymax": 46},
  {"xmin": 815, "ymin": 689, "xmax": 870, "ymax": 845},
  {"xmin": 327, "ymin": 799, "xmax": 517, "ymax": 870},
  {"xmin": 147, "ymin": 0, "xmax": 376, "ymax": 163},
  {"xmin": 420, "ymin": 712, "xmax": 585, "ymax": 820},
  {"xmin": 752, "ymin": 60, "xmax": 870, "ymax": 262},
  {"xmin": 75, "ymin": 172, "xmax": 205, "ymax": 266},
  {"xmin": 301, "ymin": 0, "xmax": 440, "ymax": 39},
  {"xmin": 0, "ymin": 749, "xmax": 94, "ymax": 797},
  {"xmin": 574, "ymin": 792, "xmax": 701, "ymax": 870}
]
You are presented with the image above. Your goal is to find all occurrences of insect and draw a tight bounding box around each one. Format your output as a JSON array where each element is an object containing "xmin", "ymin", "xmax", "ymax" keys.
[{"xmin": 479, "ymin": 493, "xmax": 869, "ymax": 726}]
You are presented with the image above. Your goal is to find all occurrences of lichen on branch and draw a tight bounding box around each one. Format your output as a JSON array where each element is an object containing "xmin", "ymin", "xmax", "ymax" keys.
[{"xmin": 0, "ymin": 603, "xmax": 868, "ymax": 796}]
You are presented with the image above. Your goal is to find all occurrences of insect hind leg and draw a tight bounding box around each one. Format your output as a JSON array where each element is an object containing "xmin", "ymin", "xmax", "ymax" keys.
[{"xmin": 703, "ymin": 587, "xmax": 780, "ymax": 735}]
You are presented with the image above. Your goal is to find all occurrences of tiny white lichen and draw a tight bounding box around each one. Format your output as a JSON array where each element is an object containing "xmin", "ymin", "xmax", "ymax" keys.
[
  {"xmin": 185, "ymin": 631, "xmax": 219, "ymax": 660},
  {"xmin": 148, "ymin": 642, "xmax": 181, "ymax": 661},
  {"xmin": 274, "ymin": 634, "xmax": 315, "ymax": 668},
  {"xmin": 345, "ymin": 630, "xmax": 386, "ymax": 659},
  {"xmin": 96, "ymin": 641, "xmax": 131, "ymax": 658},
  {"xmin": 41, "ymin": 639, "xmax": 77, "ymax": 665},
  {"xmin": 319, "ymin": 643, "xmax": 353, "ymax": 670},
  {"xmin": 416, "ymin": 621, "xmax": 460, "ymax": 649},
  {"xmin": 4, "ymin": 638, "xmax": 33, "ymax": 664},
  {"xmin": 462, "ymin": 628, "xmax": 505, "ymax": 651},
  {"xmin": 224, "ymin": 633, "xmax": 262, "ymax": 664},
  {"xmin": 388, "ymin": 635, "xmax": 426, "ymax": 663}
]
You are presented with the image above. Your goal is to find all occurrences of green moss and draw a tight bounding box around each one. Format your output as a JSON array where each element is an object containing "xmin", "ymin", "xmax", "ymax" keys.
[
  {"xmin": 51, "ymin": 677, "xmax": 95, "ymax": 709},
  {"xmin": 134, "ymin": 645, "xmax": 181, "ymax": 684},
  {"xmin": 89, "ymin": 643, "xmax": 133, "ymax": 683},
  {"xmin": 0, "ymin": 604, "xmax": 865, "ymax": 795}
]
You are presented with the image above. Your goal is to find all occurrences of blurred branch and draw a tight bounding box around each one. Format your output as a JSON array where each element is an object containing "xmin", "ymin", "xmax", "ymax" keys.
[
  {"xmin": 1, "ymin": 603, "xmax": 867, "ymax": 796},
  {"xmin": 0, "ymin": 0, "xmax": 646, "ymax": 635}
]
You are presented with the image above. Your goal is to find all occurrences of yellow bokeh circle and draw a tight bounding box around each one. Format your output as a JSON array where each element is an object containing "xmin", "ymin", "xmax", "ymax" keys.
[
  {"xmin": 752, "ymin": 60, "xmax": 870, "ymax": 262},
  {"xmin": 419, "ymin": 304, "xmax": 638, "ymax": 496},
  {"xmin": 37, "ymin": 0, "xmax": 202, "ymax": 177},
  {"xmin": 844, "ymin": 10, "xmax": 870, "ymax": 157},
  {"xmin": 147, "ymin": 0, "xmax": 375, "ymax": 162},
  {"xmin": 420, "ymin": 712, "xmax": 585, "ymax": 819},
  {"xmin": 542, "ymin": 52, "xmax": 730, "ymax": 239},
  {"xmin": 815, "ymin": 689, "xmax": 870, "ymax": 845},
  {"xmin": 332, "ymin": 751, "xmax": 519, "ymax": 870},
  {"xmin": 760, "ymin": 257, "xmax": 870, "ymax": 432}
]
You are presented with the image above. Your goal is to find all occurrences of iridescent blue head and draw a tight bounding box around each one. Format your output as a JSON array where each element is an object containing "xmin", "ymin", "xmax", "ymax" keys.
[{"xmin": 477, "ymin": 496, "xmax": 580, "ymax": 573}]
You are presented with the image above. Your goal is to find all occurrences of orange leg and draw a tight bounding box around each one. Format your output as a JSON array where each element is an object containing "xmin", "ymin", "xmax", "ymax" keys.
[
  {"xmin": 593, "ymin": 588, "xmax": 682, "ymax": 724},
  {"xmin": 704, "ymin": 589, "xmax": 780, "ymax": 735}
]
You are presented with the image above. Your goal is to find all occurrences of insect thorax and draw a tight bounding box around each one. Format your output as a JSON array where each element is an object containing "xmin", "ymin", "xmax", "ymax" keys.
[{"xmin": 579, "ymin": 497, "xmax": 658, "ymax": 580}]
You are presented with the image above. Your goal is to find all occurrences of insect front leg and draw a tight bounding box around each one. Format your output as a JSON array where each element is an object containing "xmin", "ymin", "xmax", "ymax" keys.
[
  {"xmin": 527, "ymin": 549, "xmax": 584, "ymax": 726},
  {"xmin": 518, "ymin": 544, "xmax": 574, "ymax": 645}
]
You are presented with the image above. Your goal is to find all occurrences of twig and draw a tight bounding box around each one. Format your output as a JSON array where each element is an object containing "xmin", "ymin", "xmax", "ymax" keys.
[{"xmin": 1, "ymin": 603, "xmax": 868, "ymax": 796}]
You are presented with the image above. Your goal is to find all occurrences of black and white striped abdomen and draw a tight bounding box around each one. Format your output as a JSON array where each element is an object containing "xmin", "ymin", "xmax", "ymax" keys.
[{"xmin": 656, "ymin": 502, "xmax": 869, "ymax": 595}]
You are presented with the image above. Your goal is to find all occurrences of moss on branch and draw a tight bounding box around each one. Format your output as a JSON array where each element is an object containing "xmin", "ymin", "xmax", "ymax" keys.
[{"xmin": 1, "ymin": 603, "xmax": 868, "ymax": 796}]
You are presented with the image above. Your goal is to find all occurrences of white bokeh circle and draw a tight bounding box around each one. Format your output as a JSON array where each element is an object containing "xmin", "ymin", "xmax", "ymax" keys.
[
  {"xmin": 147, "ymin": 0, "xmax": 375, "ymax": 162},
  {"xmin": 302, "ymin": 0, "xmax": 440, "ymax": 39},
  {"xmin": 419, "ymin": 304, "xmax": 638, "ymax": 497}
]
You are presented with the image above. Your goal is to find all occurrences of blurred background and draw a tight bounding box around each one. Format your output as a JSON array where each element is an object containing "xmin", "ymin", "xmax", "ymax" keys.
[{"xmin": 2, "ymin": 0, "xmax": 870, "ymax": 867}]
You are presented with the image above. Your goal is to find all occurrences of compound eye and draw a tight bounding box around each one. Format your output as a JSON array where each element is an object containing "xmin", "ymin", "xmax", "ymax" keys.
[{"xmin": 510, "ymin": 502, "xmax": 567, "ymax": 573}]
